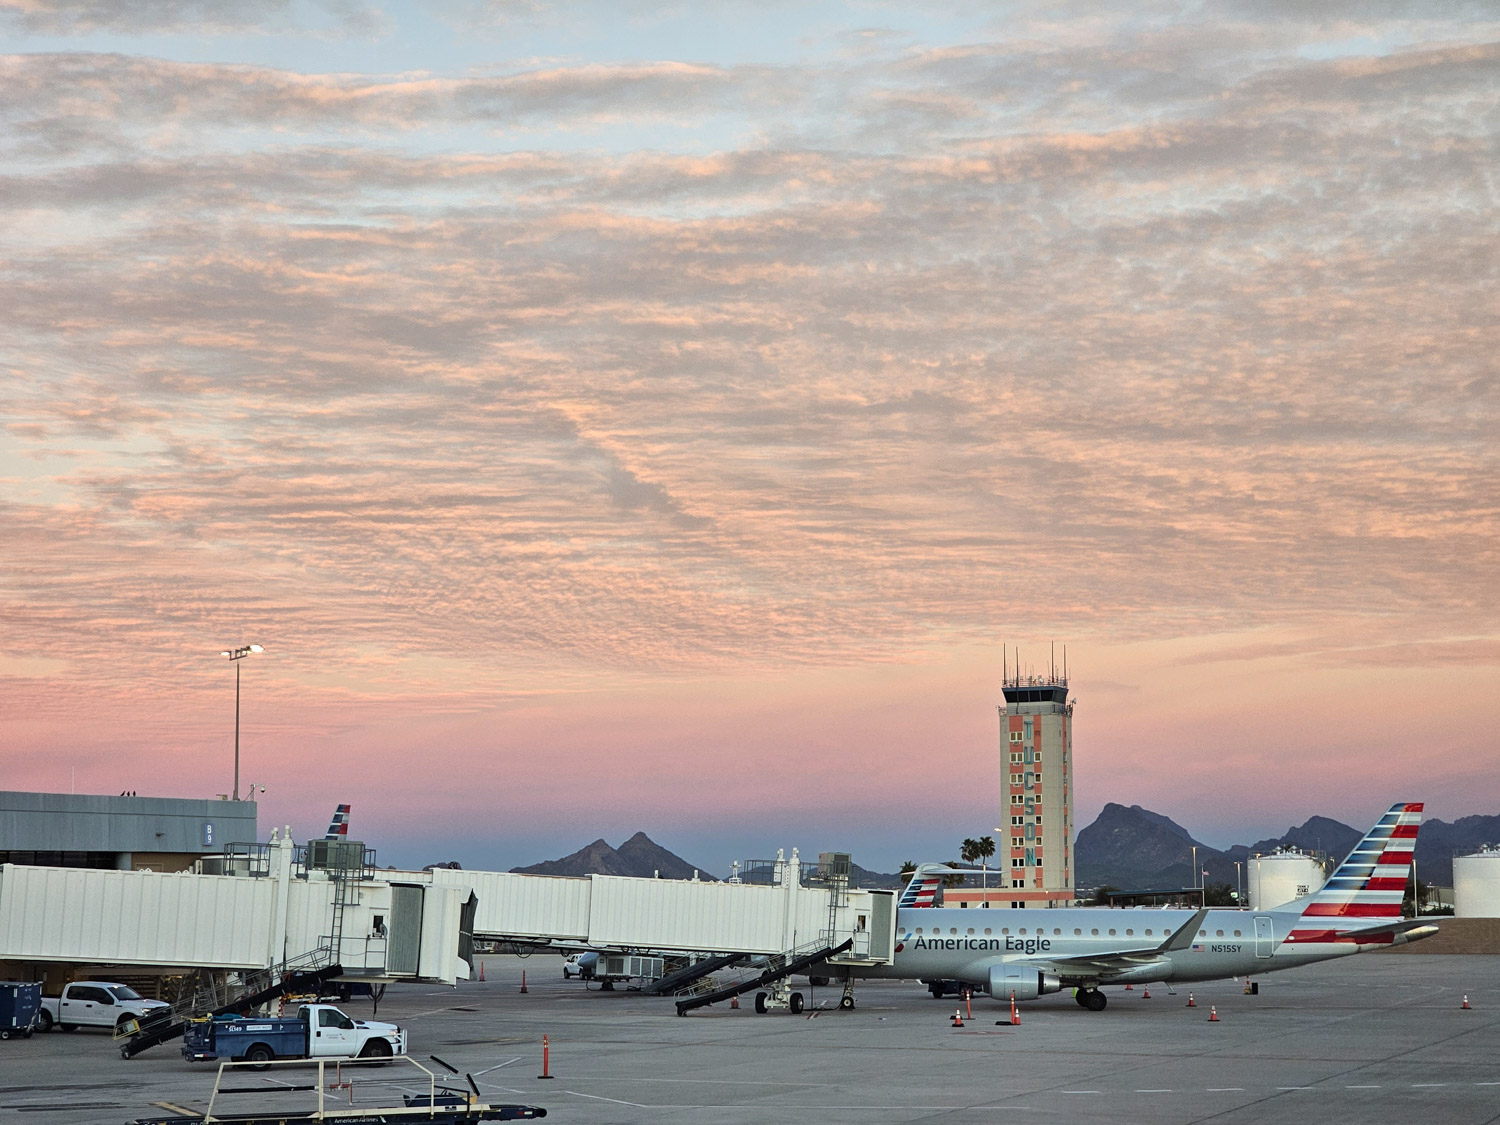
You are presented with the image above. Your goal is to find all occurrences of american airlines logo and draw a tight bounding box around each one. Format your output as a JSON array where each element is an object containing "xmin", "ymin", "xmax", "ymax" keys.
[{"xmin": 908, "ymin": 935, "xmax": 1053, "ymax": 954}]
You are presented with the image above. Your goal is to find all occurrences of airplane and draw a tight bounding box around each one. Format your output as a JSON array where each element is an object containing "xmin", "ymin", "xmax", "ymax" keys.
[{"xmin": 821, "ymin": 802, "xmax": 1436, "ymax": 1012}]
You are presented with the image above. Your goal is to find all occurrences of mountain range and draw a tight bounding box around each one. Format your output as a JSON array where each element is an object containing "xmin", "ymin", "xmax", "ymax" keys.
[
  {"xmin": 1075, "ymin": 803, "xmax": 1500, "ymax": 890},
  {"xmin": 497, "ymin": 807, "xmax": 1499, "ymax": 891},
  {"xmin": 510, "ymin": 831, "xmax": 716, "ymax": 881}
]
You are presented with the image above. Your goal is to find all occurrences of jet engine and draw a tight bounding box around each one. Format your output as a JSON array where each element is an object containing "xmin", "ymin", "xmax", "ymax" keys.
[{"xmin": 987, "ymin": 963, "xmax": 1062, "ymax": 1001}]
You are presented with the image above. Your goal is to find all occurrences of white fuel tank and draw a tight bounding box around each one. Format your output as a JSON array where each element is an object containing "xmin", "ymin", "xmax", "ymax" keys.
[
  {"xmin": 1453, "ymin": 847, "xmax": 1500, "ymax": 918},
  {"xmin": 1248, "ymin": 849, "xmax": 1325, "ymax": 910}
]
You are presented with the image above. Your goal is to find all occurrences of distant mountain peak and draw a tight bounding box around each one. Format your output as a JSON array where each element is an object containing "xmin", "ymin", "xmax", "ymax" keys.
[{"xmin": 510, "ymin": 832, "xmax": 716, "ymax": 881}]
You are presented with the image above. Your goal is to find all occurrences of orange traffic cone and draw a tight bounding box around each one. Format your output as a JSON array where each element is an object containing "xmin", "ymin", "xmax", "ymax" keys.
[
  {"xmin": 1143, "ymin": 987, "xmax": 1151, "ymax": 999},
  {"xmin": 1208, "ymin": 1005, "xmax": 1220, "ymax": 1022},
  {"xmin": 1009, "ymin": 992, "xmax": 1020, "ymax": 1026},
  {"xmin": 1125, "ymin": 984, "xmax": 1133, "ymax": 990},
  {"xmin": 951, "ymin": 1009, "xmax": 964, "ymax": 1027},
  {"xmin": 1462, "ymin": 995, "xmax": 1471, "ymax": 1009},
  {"xmin": 1186, "ymin": 993, "xmax": 1196, "ymax": 1008}
]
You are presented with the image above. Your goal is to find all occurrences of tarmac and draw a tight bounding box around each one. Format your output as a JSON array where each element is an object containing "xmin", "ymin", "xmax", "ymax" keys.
[{"xmin": 2, "ymin": 952, "xmax": 1498, "ymax": 1125}]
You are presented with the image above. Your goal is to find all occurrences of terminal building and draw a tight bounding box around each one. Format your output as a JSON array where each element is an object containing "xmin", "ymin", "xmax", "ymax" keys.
[
  {"xmin": 0, "ymin": 790, "xmax": 258, "ymax": 872},
  {"xmin": 946, "ymin": 658, "xmax": 1076, "ymax": 909}
]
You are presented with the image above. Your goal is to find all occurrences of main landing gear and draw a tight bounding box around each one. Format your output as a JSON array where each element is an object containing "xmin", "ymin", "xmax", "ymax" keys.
[{"xmin": 1074, "ymin": 988, "xmax": 1107, "ymax": 1012}]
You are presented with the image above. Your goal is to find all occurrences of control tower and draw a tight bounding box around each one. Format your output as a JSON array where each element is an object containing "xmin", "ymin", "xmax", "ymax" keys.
[{"xmin": 998, "ymin": 648, "xmax": 1075, "ymax": 908}]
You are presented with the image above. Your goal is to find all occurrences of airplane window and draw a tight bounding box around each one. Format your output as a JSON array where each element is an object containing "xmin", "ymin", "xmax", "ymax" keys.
[
  {"xmin": 1198, "ymin": 930, "xmax": 1207, "ymax": 937},
  {"xmin": 949, "ymin": 928, "xmax": 957, "ymax": 935},
  {"xmin": 1053, "ymin": 928, "xmax": 1061, "ymax": 936},
  {"xmin": 1125, "ymin": 929, "xmax": 1133, "ymax": 936},
  {"xmin": 1019, "ymin": 928, "xmax": 1027, "ymax": 935},
  {"xmin": 1074, "ymin": 928, "xmax": 1082, "ymax": 936},
  {"xmin": 915, "ymin": 928, "xmax": 924, "ymax": 934},
  {"xmin": 967, "ymin": 928, "xmax": 975, "ymax": 935},
  {"xmin": 1234, "ymin": 930, "xmax": 1242, "ymax": 937},
  {"xmin": 984, "ymin": 928, "xmax": 992, "ymax": 935},
  {"xmin": 1216, "ymin": 930, "xmax": 1224, "ymax": 937},
  {"xmin": 1108, "ymin": 929, "xmax": 1117, "ymax": 936},
  {"xmin": 1090, "ymin": 928, "xmax": 1098, "ymax": 936},
  {"xmin": 1001, "ymin": 928, "xmax": 1010, "ymax": 935}
]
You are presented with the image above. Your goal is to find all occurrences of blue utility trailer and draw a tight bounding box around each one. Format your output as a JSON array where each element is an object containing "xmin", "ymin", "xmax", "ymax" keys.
[{"xmin": 0, "ymin": 982, "xmax": 41, "ymax": 1039}]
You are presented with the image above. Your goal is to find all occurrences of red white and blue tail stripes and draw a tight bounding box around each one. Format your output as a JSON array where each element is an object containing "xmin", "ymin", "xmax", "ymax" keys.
[
  {"xmin": 324, "ymin": 803, "xmax": 352, "ymax": 840},
  {"xmin": 897, "ymin": 864, "xmax": 947, "ymax": 908},
  {"xmin": 1285, "ymin": 802, "xmax": 1421, "ymax": 944}
]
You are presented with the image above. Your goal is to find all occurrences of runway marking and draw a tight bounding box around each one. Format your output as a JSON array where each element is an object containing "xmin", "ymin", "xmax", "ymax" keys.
[
  {"xmin": 1135, "ymin": 1089, "xmax": 1173, "ymax": 1093},
  {"xmin": 1061, "ymin": 1090, "xmax": 1101, "ymax": 1094},
  {"xmin": 1207, "ymin": 1088, "xmax": 1245, "ymax": 1092},
  {"xmin": 1277, "ymin": 1086, "xmax": 1313, "ymax": 1090},
  {"xmin": 1346, "ymin": 1085, "xmax": 1382, "ymax": 1089},
  {"xmin": 563, "ymin": 1090, "xmax": 647, "ymax": 1107},
  {"xmin": 1411, "ymin": 1083, "xmax": 1447, "ymax": 1088}
]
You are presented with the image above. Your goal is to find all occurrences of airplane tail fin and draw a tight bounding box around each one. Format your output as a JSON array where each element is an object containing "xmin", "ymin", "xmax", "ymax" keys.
[
  {"xmin": 1286, "ymin": 802, "xmax": 1422, "ymax": 945},
  {"xmin": 324, "ymin": 803, "xmax": 352, "ymax": 840},
  {"xmin": 897, "ymin": 863, "xmax": 953, "ymax": 909}
]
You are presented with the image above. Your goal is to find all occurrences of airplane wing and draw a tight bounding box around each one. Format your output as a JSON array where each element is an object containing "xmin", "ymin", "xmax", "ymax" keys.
[{"xmin": 1017, "ymin": 908, "xmax": 1211, "ymax": 980}]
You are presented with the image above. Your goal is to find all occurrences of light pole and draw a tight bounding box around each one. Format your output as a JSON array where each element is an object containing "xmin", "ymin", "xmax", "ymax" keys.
[{"xmin": 219, "ymin": 645, "xmax": 263, "ymax": 801}]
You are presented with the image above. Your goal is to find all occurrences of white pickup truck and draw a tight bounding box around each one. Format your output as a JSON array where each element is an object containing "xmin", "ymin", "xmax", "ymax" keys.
[
  {"xmin": 37, "ymin": 982, "xmax": 169, "ymax": 1033},
  {"xmin": 182, "ymin": 1004, "xmax": 407, "ymax": 1065}
]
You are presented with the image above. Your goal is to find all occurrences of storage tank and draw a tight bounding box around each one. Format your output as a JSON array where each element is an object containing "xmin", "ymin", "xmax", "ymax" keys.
[
  {"xmin": 1453, "ymin": 847, "xmax": 1500, "ymax": 918},
  {"xmin": 1248, "ymin": 849, "xmax": 1326, "ymax": 910}
]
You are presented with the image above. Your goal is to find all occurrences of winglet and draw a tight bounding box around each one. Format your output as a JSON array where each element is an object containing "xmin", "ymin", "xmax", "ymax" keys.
[{"xmin": 1158, "ymin": 908, "xmax": 1210, "ymax": 953}]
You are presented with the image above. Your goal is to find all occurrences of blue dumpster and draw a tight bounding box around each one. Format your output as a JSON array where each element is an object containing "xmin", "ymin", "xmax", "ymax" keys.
[{"xmin": 0, "ymin": 982, "xmax": 41, "ymax": 1039}]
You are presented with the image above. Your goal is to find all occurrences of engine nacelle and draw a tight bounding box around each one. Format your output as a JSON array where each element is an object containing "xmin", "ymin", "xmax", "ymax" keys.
[{"xmin": 988, "ymin": 963, "xmax": 1062, "ymax": 1002}]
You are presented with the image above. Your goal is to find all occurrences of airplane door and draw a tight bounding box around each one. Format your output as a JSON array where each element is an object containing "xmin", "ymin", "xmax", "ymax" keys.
[{"xmin": 1254, "ymin": 915, "xmax": 1274, "ymax": 958}]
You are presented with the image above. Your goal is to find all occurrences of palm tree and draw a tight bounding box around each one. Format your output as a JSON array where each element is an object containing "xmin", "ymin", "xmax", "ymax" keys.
[{"xmin": 976, "ymin": 835, "xmax": 995, "ymax": 892}]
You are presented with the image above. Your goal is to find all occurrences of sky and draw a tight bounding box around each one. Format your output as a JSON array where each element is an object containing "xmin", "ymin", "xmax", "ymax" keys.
[{"xmin": 1, "ymin": 1, "xmax": 1496, "ymax": 877}]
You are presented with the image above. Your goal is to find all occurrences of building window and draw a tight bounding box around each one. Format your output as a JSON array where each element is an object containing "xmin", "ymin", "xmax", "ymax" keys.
[
  {"xmin": 1009, "ymin": 731, "xmax": 1023, "ymax": 743},
  {"xmin": 1012, "ymin": 879, "xmax": 1024, "ymax": 888},
  {"xmin": 1011, "ymin": 901, "xmax": 1025, "ymax": 909},
  {"xmin": 1011, "ymin": 794, "xmax": 1024, "ymax": 805}
]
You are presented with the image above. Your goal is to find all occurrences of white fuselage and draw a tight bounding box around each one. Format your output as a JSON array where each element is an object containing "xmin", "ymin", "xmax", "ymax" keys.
[{"xmin": 855, "ymin": 905, "xmax": 1360, "ymax": 989}]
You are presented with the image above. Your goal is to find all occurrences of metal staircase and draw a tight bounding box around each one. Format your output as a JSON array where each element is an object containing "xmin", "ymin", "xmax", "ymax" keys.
[
  {"xmin": 673, "ymin": 937, "xmax": 853, "ymax": 1015},
  {"xmin": 643, "ymin": 952, "xmax": 749, "ymax": 996}
]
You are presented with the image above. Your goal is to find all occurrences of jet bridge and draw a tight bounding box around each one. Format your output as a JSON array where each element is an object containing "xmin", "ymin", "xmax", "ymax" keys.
[{"xmin": 406, "ymin": 848, "xmax": 896, "ymax": 969}]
